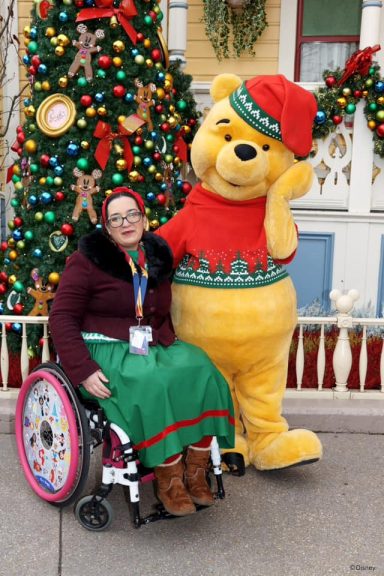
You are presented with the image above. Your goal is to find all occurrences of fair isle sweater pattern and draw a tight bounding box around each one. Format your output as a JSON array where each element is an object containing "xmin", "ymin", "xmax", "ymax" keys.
[{"xmin": 173, "ymin": 251, "xmax": 288, "ymax": 289}]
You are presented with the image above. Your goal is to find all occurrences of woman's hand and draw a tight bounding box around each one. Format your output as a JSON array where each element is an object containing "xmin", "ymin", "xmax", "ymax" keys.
[{"xmin": 81, "ymin": 370, "xmax": 111, "ymax": 399}]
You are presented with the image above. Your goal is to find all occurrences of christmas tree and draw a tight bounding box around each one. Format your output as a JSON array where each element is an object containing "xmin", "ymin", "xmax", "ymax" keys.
[{"xmin": 2, "ymin": 0, "xmax": 199, "ymax": 354}]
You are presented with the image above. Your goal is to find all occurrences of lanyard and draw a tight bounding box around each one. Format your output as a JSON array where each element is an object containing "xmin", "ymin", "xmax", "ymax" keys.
[{"xmin": 124, "ymin": 248, "xmax": 148, "ymax": 322}]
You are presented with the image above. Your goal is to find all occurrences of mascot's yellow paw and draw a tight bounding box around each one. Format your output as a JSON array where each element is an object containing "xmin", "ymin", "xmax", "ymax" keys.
[{"xmin": 250, "ymin": 429, "xmax": 323, "ymax": 471}]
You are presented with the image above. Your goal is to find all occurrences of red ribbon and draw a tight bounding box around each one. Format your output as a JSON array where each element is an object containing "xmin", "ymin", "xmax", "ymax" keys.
[
  {"xmin": 338, "ymin": 44, "xmax": 381, "ymax": 86},
  {"xmin": 76, "ymin": 0, "xmax": 138, "ymax": 45},
  {"xmin": 175, "ymin": 134, "xmax": 188, "ymax": 162},
  {"xmin": 93, "ymin": 121, "xmax": 134, "ymax": 171}
]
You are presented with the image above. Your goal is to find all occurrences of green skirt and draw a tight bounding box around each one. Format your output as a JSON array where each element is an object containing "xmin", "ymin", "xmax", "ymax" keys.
[{"xmin": 80, "ymin": 334, "xmax": 235, "ymax": 468}]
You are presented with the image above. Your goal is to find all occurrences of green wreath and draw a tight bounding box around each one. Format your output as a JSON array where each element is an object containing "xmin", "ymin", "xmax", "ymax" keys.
[{"xmin": 312, "ymin": 45, "xmax": 384, "ymax": 157}]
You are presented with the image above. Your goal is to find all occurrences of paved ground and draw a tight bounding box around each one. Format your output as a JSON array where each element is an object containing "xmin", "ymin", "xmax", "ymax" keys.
[{"xmin": 1, "ymin": 431, "xmax": 384, "ymax": 576}]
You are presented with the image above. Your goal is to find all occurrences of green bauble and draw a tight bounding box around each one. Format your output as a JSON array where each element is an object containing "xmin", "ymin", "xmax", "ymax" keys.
[
  {"xmin": 77, "ymin": 158, "xmax": 89, "ymax": 171},
  {"xmin": 44, "ymin": 211, "xmax": 55, "ymax": 224},
  {"xmin": 112, "ymin": 173, "xmax": 124, "ymax": 185}
]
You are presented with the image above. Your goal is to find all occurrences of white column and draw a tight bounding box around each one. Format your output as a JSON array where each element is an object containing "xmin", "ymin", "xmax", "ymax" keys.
[
  {"xmin": 167, "ymin": 0, "xmax": 188, "ymax": 66},
  {"xmin": 348, "ymin": 0, "xmax": 383, "ymax": 213}
]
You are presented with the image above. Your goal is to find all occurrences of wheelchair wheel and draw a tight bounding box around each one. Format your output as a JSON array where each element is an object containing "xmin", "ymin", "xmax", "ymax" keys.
[
  {"xmin": 75, "ymin": 495, "xmax": 114, "ymax": 531},
  {"xmin": 15, "ymin": 362, "xmax": 91, "ymax": 506}
]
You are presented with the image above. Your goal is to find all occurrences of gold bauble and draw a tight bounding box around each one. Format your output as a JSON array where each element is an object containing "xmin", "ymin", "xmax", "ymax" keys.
[
  {"xmin": 41, "ymin": 81, "xmax": 51, "ymax": 91},
  {"xmin": 50, "ymin": 37, "xmax": 58, "ymax": 47},
  {"xmin": 174, "ymin": 156, "xmax": 181, "ymax": 166},
  {"xmin": 154, "ymin": 172, "xmax": 163, "ymax": 181},
  {"xmin": 13, "ymin": 165, "xmax": 21, "ymax": 176},
  {"xmin": 117, "ymin": 115, "xmax": 126, "ymax": 125},
  {"xmin": 25, "ymin": 139, "xmax": 37, "ymax": 154},
  {"xmin": 116, "ymin": 158, "xmax": 128, "ymax": 171},
  {"xmin": 362, "ymin": 90, "xmax": 369, "ymax": 98},
  {"xmin": 165, "ymin": 72, "xmax": 173, "ymax": 82},
  {"xmin": 113, "ymin": 40, "xmax": 125, "ymax": 53},
  {"xmin": 156, "ymin": 88, "xmax": 165, "ymax": 100},
  {"xmin": 144, "ymin": 38, "xmax": 151, "ymax": 48},
  {"xmin": 48, "ymin": 272, "xmax": 60, "ymax": 285},
  {"xmin": 14, "ymin": 181, "xmax": 24, "ymax": 191},
  {"xmin": 342, "ymin": 87, "xmax": 352, "ymax": 97},
  {"xmin": 85, "ymin": 107, "xmax": 97, "ymax": 118},
  {"xmin": 147, "ymin": 165, "xmax": 156, "ymax": 174},
  {"xmin": 133, "ymin": 156, "xmax": 142, "ymax": 166},
  {"xmin": 97, "ymin": 106, "xmax": 107, "ymax": 116},
  {"xmin": 113, "ymin": 56, "xmax": 123, "ymax": 67},
  {"xmin": 81, "ymin": 140, "xmax": 90, "ymax": 150},
  {"xmin": 164, "ymin": 80, "xmax": 172, "ymax": 92},
  {"xmin": 23, "ymin": 26, "xmax": 31, "ymax": 37},
  {"xmin": 39, "ymin": 177, "xmax": 46, "ymax": 185},
  {"xmin": 57, "ymin": 34, "xmax": 70, "ymax": 47},
  {"xmin": 55, "ymin": 45, "xmax": 65, "ymax": 57},
  {"xmin": 169, "ymin": 105, "xmax": 175, "ymax": 114},
  {"xmin": 45, "ymin": 27, "xmax": 56, "ymax": 38},
  {"xmin": 145, "ymin": 207, "xmax": 152, "ymax": 217},
  {"xmin": 368, "ymin": 120, "xmax": 377, "ymax": 130},
  {"xmin": 129, "ymin": 170, "xmax": 140, "ymax": 181},
  {"xmin": 9, "ymin": 250, "xmax": 18, "ymax": 261},
  {"xmin": 183, "ymin": 125, "xmax": 191, "ymax": 135},
  {"xmin": 145, "ymin": 59, "xmax": 154, "ymax": 68},
  {"xmin": 8, "ymin": 274, "xmax": 17, "ymax": 284},
  {"xmin": 58, "ymin": 76, "xmax": 68, "ymax": 88},
  {"xmin": 8, "ymin": 239, "xmax": 15, "ymax": 248},
  {"xmin": 168, "ymin": 116, "xmax": 177, "ymax": 128},
  {"xmin": 105, "ymin": 189, "xmax": 113, "ymax": 197},
  {"xmin": 378, "ymin": 96, "xmax": 384, "ymax": 106},
  {"xmin": 336, "ymin": 97, "xmax": 347, "ymax": 108},
  {"xmin": 149, "ymin": 219, "xmax": 160, "ymax": 229},
  {"xmin": 24, "ymin": 105, "xmax": 36, "ymax": 118}
]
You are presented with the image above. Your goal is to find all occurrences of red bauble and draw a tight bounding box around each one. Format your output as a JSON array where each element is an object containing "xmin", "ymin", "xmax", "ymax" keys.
[
  {"xmin": 0, "ymin": 272, "xmax": 8, "ymax": 283},
  {"xmin": 61, "ymin": 223, "xmax": 74, "ymax": 236},
  {"xmin": 40, "ymin": 154, "xmax": 50, "ymax": 167},
  {"xmin": 14, "ymin": 217, "xmax": 24, "ymax": 228},
  {"xmin": 55, "ymin": 191, "xmax": 65, "ymax": 202},
  {"xmin": 17, "ymin": 125, "xmax": 23, "ymax": 133},
  {"xmin": 160, "ymin": 122, "xmax": 170, "ymax": 132},
  {"xmin": 80, "ymin": 95, "xmax": 93, "ymax": 107},
  {"xmin": 376, "ymin": 123, "xmax": 384, "ymax": 138},
  {"xmin": 75, "ymin": 0, "xmax": 84, "ymax": 6},
  {"xmin": 151, "ymin": 49, "xmax": 161, "ymax": 62},
  {"xmin": 31, "ymin": 55, "xmax": 41, "ymax": 68},
  {"xmin": 13, "ymin": 303, "xmax": 24, "ymax": 315},
  {"xmin": 113, "ymin": 85, "xmax": 126, "ymax": 98},
  {"xmin": 188, "ymin": 118, "xmax": 197, "ymax": 127},
  {"xmin": 28, "ymin": 66, "xmax": 37, "ymax": 76},
  {"xmin": 17, "ymin": 132, "xmax": 26, "ymax": 144},
  {"xmin": 332, "ymin": 115, "xmax": 343, "ymax": 125},
  {"xmin": 138, "ymin": 175, "xmax": 145, "ymax": 183},
  {"xmin": 0, "ymin": 283, "xmax": 7, "ymax": 295},
  {"xmin": 173, "ymin": 145, "xmax": 179, "ymax": 154},
  {"xmin": 1, "ymin": 241, "xmax": 8, "ymax": 252},
  {"xmin": 152, "ymin": 152, "xmax": 161, "ymax": 162},
  {"xmin": 325, "ymin": 76, "xmax": 337, "ymax": 88},
  {"xmin": 354, "ymin": 90, "xmax": 363, "ymax": 98},
  {"xmin": 136, "ymin": 32, "xmax": 144, "ymax": 43},
  {"xmin": 155, "ymin": 104, "xmax": 163, "ymax": 114},
  {"xmin": 180, "ymin": 197, "xmax": 186, "ymax": 205},
  {"xmin": 148, "ymin": 10, "xmax": 157, "ymax": 21},
  {"xmin": 134, "ymin": 136, "xmax": 143, "ymax": 146},
  {"xmin": 182, "ymin": 181, "xmax": 192, "ymax": 195},
  {"xmin": 157, "ymin": 193, "xmax": 166, "ymax": 205},
  {"xmin": 98, "ymin": 55, "xmax": 112, "ymax": 70},
  {"xmin": 5, "ymin": 323, "xmax": 12, "ymax": 332}
]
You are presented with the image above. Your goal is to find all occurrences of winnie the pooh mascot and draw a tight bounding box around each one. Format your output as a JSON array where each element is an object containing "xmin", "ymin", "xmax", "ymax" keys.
[{"xmin": 157, "ymin": 74, "xmax": 323, "ymax": 471}]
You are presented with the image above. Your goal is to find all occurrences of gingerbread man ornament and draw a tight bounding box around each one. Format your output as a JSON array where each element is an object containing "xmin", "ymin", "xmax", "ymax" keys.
[
  {"xmin": 27, "ymin": 269, "xmax": 56, "ymax": 316},
  {"xmin": 68, "ymin": 24, "xmax": 104, "ymax": 82}
]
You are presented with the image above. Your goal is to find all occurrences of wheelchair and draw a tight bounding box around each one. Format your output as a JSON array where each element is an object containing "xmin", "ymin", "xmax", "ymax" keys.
[{"xmin": 15, "ymin": 361, "xmax": 240, "ymax": 531}]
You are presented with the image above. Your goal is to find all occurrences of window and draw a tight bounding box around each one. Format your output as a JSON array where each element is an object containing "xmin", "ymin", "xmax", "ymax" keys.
[{"xmin": 295, "ymin": 0, "xmax": 361, "ymax": 82}]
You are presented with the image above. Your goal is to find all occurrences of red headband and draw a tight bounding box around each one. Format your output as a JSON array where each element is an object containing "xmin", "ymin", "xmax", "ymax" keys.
[{"xmin": 101, "ymin": 187, "xmax": 145, "ymax": 224}]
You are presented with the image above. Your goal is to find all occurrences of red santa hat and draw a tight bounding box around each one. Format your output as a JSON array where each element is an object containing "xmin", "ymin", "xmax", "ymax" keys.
[{"xmin": 229, "ymin": 74, "xmax": 317, "ymax": 157}]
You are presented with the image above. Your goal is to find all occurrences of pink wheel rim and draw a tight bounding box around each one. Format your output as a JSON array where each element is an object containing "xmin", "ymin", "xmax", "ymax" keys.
[{"xmin": 15, "ymin": 370, "xmax": 80, "ymax": 502}]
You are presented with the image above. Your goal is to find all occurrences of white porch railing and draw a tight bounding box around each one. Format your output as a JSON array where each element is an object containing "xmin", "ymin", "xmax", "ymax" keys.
[{"xmin": 1, "ymin": 290, "xmax": 384, "ymax": 399}]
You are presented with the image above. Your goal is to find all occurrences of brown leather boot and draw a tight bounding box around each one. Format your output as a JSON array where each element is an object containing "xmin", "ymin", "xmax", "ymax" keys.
[
  {"xmin": 154, "ymin": 458, "xmax": 196, "ymax": 516},
  {"xmin": 185, "ymin": 447, "xmax": 215, "ymax": 507}
]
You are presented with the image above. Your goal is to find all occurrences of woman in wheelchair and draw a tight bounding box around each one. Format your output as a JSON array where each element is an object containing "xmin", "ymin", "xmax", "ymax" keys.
[{"xmin": 49, "ymin": 187, "xmax": 235, "ymax": 517}]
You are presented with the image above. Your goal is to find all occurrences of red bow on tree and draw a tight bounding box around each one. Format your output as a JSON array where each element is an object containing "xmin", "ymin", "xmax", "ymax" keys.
[
  {"xmin": 76, "ymin": 0, "xmax": 138, "ymax": 45},
  {"xmin": 337, "ymin": 44, "xmax": 381, "ymax": 86},
  {"xmin": 93, "ymin": 121, "xmax": 134, "ymax": 171}
]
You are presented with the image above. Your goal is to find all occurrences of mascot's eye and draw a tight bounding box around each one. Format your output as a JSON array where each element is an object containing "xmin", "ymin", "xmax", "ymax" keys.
[
  {"xmin": 225, "ymin": 134, "xmax": 232, "ymax": 142},
  {"xmin": 262, "ymin": 144, "xmax": 270, "ymax": 151}
]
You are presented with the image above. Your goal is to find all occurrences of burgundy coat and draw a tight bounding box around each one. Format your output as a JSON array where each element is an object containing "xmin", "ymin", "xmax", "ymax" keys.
[{"xmin": 49, "ymin": 230, "xmax": 176, "ymax": 386}]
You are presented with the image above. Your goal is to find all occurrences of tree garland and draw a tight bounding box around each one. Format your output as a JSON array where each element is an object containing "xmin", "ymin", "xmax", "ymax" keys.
[{"xmin": 312, "ymin": 45, "xmax": 384, "ymax": 157}]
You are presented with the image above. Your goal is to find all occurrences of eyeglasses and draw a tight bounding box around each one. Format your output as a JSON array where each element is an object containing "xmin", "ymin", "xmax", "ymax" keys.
[{"xmin": 107, "ymin": 210, "xmax": 143, "ymax": 228}]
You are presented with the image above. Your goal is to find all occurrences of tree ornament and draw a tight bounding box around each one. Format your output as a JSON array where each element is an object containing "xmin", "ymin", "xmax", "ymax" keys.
[
  {"xmin": 68, "ymin": 24, "xmax": 105, "ymax": 82},
  {"xmin": 27, "ymin": 268, "xmax": 56, "ymax": 316},
  {"xmin": 345, "ymin": 103, "xmax": 356, "ymax": 115},
  {"xmin": 332, "ymin": 115, "xmax": 343, "ymax": 125},
  {"xmin": 71, "ymin": 167, "xmax": 102, "ymax": 224},
  {"xmin": 376, "ymin": 123, "xmax": 384, "ymax": 138},
  {"xmin": 98, "ymin": 55, "xmax": 113, "ymax": 69}
]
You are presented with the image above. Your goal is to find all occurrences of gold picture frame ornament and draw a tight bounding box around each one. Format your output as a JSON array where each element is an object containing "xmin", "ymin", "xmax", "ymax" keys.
[{"xmin": 36, "ymin": 93, "xmax": 76, "ymax": 137}]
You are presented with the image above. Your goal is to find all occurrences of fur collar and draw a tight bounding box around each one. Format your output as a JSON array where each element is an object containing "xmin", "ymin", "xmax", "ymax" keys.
[{"xmin": 78, "ymin": 230, "xmax": 173, "ymax": 284}]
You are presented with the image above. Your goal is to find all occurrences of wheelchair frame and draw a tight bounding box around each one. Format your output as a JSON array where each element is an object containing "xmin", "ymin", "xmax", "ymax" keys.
[{"xmin": 15, "ymin": 361, "xmax": 227, "ymax": 531}]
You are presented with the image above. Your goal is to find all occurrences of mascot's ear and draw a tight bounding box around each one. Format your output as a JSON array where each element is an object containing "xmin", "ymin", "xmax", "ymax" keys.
[{"xmin": 210, "ymin": 74, "xmax": 242, "ymax": 103}]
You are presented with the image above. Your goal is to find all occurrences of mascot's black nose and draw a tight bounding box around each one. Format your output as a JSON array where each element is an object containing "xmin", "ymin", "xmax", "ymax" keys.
[{"xmin": 234, "ymin": 144, "xmax": 257, "ymax": 161}]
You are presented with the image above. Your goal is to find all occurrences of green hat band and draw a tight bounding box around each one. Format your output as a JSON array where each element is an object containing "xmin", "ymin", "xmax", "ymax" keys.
[{"xmin": 229, "ymin": 83, "xmax": 282, "ymax": 142}]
